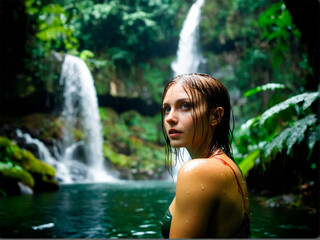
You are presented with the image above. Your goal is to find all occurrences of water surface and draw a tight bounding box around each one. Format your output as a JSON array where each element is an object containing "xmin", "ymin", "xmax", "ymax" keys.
[{"xmin": 0, "ymin": 180, "xmax": 318, "ymax": 238}]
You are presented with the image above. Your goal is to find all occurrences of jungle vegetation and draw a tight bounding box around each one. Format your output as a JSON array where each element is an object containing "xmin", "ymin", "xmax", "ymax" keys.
[{"xmin": 0, "ymin": 0, "xmax": 319, "ymax": 203}]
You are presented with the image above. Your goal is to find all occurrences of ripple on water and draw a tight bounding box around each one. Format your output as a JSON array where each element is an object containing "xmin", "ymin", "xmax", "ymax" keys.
[
  {"xmin": 135, "ymin": 208, "xmax": 144, "ymax": 212},
  {"xmin": 138, "ymin": 223, "xmax": 157, "ymax": 228},
  {"xmin": 32, "ymin": 223, "xmax": 55, "ymax": 230},
  {"xmin": 131, "ymin": 230, "xmax": 157, "ymax": 237}
]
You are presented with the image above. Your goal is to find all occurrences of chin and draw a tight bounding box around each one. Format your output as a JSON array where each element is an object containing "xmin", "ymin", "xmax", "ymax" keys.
[{"xmin": 170, "ymin": 142, "xmax": 186, "ymax": 149}]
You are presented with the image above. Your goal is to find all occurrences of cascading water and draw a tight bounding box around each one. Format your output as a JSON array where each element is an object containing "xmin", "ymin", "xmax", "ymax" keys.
[
  {"xmin": 16, "ymin": 129, "xmax": 73, "ymax": 183},
  {"xmin": 59, "ymin": 54, "xmax": 116, "ymax": 182},
  {"xmin": 170, "ymin": 0, "xmax": 206, "ymax": 178},
  {"xmin": 14, "ymin": 55, "xmax": 117, "ymax": 183},
  {"xmin": 171, "ymin": 0, "xmax": 206, "ymax": 77}
]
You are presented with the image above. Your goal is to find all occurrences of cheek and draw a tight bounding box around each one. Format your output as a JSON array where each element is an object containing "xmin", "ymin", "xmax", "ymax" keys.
[
  {"xmin": 181, "ymin": 112, "xmax": 194, "ymax": 128},
  {"xmin": 195, "ymin": 115, "xmax": 211, "ymax": 137}
]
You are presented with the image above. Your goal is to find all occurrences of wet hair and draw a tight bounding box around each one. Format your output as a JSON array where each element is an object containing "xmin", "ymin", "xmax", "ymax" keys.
[{"xmin": 161, "ymin": 73, "xmax": 234, "ymax": 174}]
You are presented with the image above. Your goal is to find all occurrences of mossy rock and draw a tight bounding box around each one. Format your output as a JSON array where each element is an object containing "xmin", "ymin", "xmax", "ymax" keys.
[
  {"xmin": 13, "ymin": 148, "xmax": 56, "ymax": 177},
  {"xmin": 0, "ymin": 136, "xmax": 55, "ymax": 177},
  {"xmin": 0, "ymin": 162, "xmax": 34, "ymax": 187},
  {"xmin": 0, "ymin": 136, "xmax": 59, "ymax": 195},
  {"xmin": 7, "ymin": 113, "xmax": 63, "ymax": 141}
]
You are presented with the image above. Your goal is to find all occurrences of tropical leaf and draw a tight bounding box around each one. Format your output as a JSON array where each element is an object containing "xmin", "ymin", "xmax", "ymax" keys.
[
  {"xmin": 264, "ymin": 114, "xmax": 317, "ymax": 157},
  {"xmin": 79, "ymin": 50, "xmax": 94, "ymax": 62},
  {"xmin": 244, "ymin": 83, "xmax": 285, "ymax": 97},
  {"xmin": 260, "ymin": 92, "xmax": 319, "ymax": 125},
  {"xmin": 240, "ymin": 116, "xmax": 261, "ymax": 131},
  {"xmin": 239, "ymin": 149, "xmax": 260, "ymax": 176},
  {"xmin": 307, "ymin": 124, "xmax": 320, "ymax": 151},
  {"xmin": 107, "ymin": 47, "xmax": 132, "ymax": 65}
]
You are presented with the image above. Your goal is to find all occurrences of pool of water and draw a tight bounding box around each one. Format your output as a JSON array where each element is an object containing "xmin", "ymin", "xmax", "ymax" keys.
[{"xmin": 0, "ymin": 180, "xmax": 318, "ymax": 238}]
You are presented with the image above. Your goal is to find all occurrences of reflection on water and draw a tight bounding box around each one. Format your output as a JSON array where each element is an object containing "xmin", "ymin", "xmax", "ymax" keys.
[{"xmin": 0, "ymin": 180, "xmax": 318, "ymax": 238}]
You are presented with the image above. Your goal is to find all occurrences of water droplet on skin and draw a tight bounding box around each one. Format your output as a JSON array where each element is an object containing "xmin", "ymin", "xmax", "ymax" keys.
[{"xmin": 201, "ymin": 184, "xmax": 205, "ymax": 190}]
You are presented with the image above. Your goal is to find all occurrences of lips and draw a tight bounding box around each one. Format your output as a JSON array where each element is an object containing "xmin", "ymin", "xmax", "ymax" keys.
[{"xmin": 168, "ymin": 129, "xmax": 182, "ymax": 138}]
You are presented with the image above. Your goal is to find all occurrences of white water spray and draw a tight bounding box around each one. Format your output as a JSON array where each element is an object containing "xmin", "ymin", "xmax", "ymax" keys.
[
  {"xmin": 16, "ymin": 129, "xmax": 73, "ymax": 183},
  {"xmin": 170, "ymin": 0, "xmax": 206, "ymax": 179}
]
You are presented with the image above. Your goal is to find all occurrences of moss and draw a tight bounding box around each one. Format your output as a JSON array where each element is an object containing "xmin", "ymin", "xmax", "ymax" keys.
[
  {"xmin": 0, "ymin": 136, "xmax": 12, "ymax": 147},
  {"xmin": 99, "ymin": 107, "xmax": 119, "ymax": 124},
  {"xmin": 103, "ymin": 145, "xmax": 131, "ymax": 168},
  {"xmin": 0, "ymin": 162, "xmax": 35, "ymax": 187},
  {"xmin": 7, "ymin": 114, "xmax": 63, "ymax": 141},
  {"xmin": 19, "ymin": 150, "xmax": 56, "ymax": 176},
  {"xmin": 0, "ymin": 136, "xmax": 57, "ymax": 193},
  {"xmin": 100, "ymin": 108, "xmax": 166, "ymax": 178}
]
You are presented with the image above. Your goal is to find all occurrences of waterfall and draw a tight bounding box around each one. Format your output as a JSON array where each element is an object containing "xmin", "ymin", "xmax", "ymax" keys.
[
  {"xmin": 170, "ymin": 0, "xmax": 206, "ymax": 179},
  {"xmin": 59, "ymin": 54, "xmax": 116, "ymax": 182},
  {"xmin": 171, "ymin": 0, "xmax": 206, "ymax": 76},
  {"xmin": 16, "ymin": 129, "xmax": 73, "ymax": 183},
  {"xmin": 14, "ymin": 56, "xmax": 117, "ymax": 183}
]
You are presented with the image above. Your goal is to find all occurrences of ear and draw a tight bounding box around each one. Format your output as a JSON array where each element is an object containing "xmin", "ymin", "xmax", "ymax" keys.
[{"xmin": 210, "ymin": 107, "xmax": 224, "ymax": 126}]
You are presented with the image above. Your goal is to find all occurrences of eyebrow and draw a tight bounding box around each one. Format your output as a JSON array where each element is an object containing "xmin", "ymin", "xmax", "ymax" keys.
[{"xmin": 162, "ymin": 98, "xmax": 191, "ymax": 106}]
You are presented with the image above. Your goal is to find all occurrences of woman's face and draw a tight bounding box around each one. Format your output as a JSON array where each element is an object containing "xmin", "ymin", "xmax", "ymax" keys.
[{"xmin": 162, "ymin": 82, "xmax": 212, "ymax": 156}]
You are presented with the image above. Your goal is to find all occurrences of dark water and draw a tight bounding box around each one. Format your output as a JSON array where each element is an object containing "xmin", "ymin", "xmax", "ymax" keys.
[{"xmin": 0, "ymin": 180, "xmax": 318, "ymax": 238}]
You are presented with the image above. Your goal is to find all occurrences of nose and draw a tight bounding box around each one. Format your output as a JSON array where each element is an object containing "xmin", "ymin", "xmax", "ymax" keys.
[{"xmin": 166, "ymin": 109, "xmax": 178, "ymax": 125}]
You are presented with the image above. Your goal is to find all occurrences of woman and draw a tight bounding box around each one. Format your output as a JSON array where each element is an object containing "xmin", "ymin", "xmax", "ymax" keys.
[{"xmin": 160, "ymin": 73, "xmax": 250, "ymax": 238}]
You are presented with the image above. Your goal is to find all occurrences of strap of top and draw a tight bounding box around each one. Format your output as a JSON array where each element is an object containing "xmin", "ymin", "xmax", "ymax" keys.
[{"xmin": 214, "ymin": 157, "xmax": 246, "ymax": 210}]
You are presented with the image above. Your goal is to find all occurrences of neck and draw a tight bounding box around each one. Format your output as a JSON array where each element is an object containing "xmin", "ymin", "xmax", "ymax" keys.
[
  {"xmin": 187, "ymin": 146, "xmax": 223, "ymax": 159},
  {"xmin": 187, "ymin": 144, "xmax": 209, "ymax": 159}
]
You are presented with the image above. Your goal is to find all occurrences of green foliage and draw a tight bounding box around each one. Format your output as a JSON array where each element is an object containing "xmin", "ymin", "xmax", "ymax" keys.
[
  {"xmin": 25, "ymin": 0, "xmax": 79, "ymax": 51},
  {"xmin": 0, "ymin": 136, "xmax": 56, "ymax": 177},
  {"xmin": 264, "ymin": 114, "xmax": 318, "ymax": 157},
  {"xmin": 79, "ymin": 50, "xmax": 95, "ymax": 63},
  {"xmin": 236, "ymin": 88, "xmax": 319, "ymax": 175},
  {"xmin": 103, "ymin": 145, "xmax": 130, "ymax": 167},
  {"xmin": 258, "ymin": 2, "xmax": 301, "ymax": 66},
  {"xmin": 238, "ymin": 149, "xmax": 260, "ymax": 176},
  {"xmin": 259, "ymin": 92, "xmax": 319, "ymax": 125},
  {"xmin": 0, "ymin": 162, "xmax": 35, "ymax": 187},
  {"xmin": 201, "ymin": 0, "xmax": 268, "ymax": 45},
  {"xmin": 244, "ymin": 83, "xmax": 285, "ymax": 97},
  {"xmin": 4, "ymin": 0, "xmax": 316, "ymax": 184},
  {"xmin": 0, "ymin": 136, "xmax": 56, "ymax": 189},
  {"xmin": 142, "ymin": 57, "xmax": 174, "ymax": 103},
  {"xmin": 99, "ymin": 108, "xmax": 165, "ymax": 175}
]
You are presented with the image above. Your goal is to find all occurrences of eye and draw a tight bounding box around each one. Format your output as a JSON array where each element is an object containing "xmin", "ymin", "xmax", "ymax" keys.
[
  {"xmin": 162, "ymin": 106, "xmax": 171, "ymax": 114},
  {"xmin": 180, "ymin": 102, "xmax": 191, "ymax": 110}
]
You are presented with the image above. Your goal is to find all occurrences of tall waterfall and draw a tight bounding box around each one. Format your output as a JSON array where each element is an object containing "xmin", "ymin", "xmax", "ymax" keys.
[
  {"xmin": 171, "ymin": 0, "xmax": 206, "ymax": 76},
  {"xmin": 15, "ymin": 55, "xmax": 117, "ymax": 183},
  {"xmin": 171, "ymin": 0, "xmax": 206, "ymax": 178},
  {"xmin": 58, "ymin": 54, "xmax": 116, "ymax": 182}
]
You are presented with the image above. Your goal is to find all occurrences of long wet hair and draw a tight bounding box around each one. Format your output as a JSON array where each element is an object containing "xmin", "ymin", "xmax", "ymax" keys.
[{"xmin": 161, "ymin": 73, "xmax": 234, "ymax": 174}]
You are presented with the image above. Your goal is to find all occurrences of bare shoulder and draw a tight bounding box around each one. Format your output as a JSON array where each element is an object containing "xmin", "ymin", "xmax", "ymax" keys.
[
  {"xmin": 178, "ymin": 158, "xmax": 232, "ymax": 182},
  {"xmin": 176, "ymin": 158, "xmax": 230, "ymax": 196}
]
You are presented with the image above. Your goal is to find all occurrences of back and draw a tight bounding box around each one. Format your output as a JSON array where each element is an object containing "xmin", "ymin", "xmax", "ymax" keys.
[
  {"xmin": 168, "ymin": 155, "xmax": 250, "ymax": 238},
  {"xmin": 206, "ymin": 156, "xmax": 250, "ymax": 237}
]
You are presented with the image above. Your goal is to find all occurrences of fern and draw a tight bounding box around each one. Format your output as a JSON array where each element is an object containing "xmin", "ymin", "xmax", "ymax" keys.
[
  {"xmin": 244, "ymin": 83, "xmax": 285, "ymax": 97},
  {"xmin": 239, "ymin": 149, "xmax": 260, "ymax": 176},
  {"xmin": 307, "ymin": 124, "xmax": 320, "ymax": 151},
  {"xmin": 264, "ymin": 114, "xmax": 317, "ymax": 157},
  {"xmin": 260, "ymin": 92, "xmax": 319, "ymax": 125}
]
